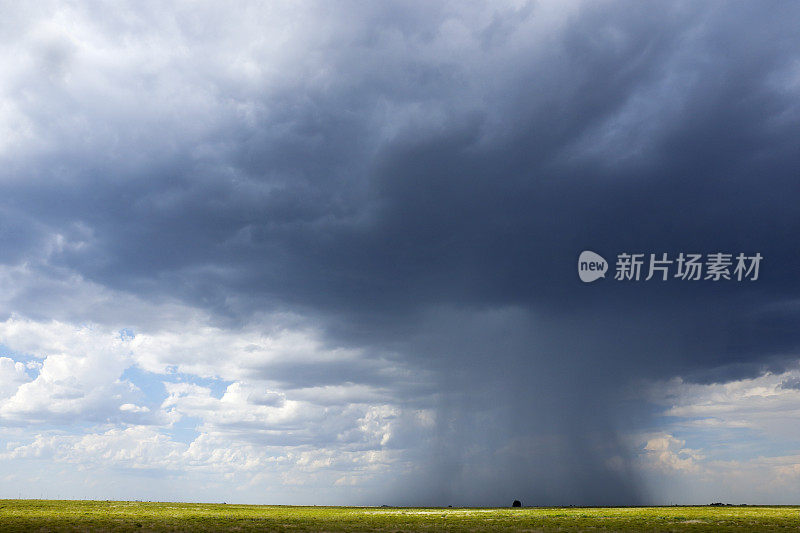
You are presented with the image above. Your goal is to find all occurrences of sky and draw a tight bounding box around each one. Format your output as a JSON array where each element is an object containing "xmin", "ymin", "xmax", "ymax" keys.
[{"xmin": 1, "ymin": 0, "xmax": 800, "ymax": 506}]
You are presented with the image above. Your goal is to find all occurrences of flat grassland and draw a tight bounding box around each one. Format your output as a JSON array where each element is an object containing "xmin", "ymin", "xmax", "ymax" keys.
[{"xmin": 0, "ymin": 500, "xmax": 798, "ymax": 532}]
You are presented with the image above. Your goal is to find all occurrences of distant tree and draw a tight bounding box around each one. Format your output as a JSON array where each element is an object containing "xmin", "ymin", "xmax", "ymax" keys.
[{"xmin": 512, "ymin": 500, "xmax": 522, "ymax": 508}]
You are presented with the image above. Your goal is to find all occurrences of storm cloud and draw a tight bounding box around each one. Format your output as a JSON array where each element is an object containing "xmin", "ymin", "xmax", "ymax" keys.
[{"xmin": 1, "ymin": 0, "xmax": 799, "ymax": 505}]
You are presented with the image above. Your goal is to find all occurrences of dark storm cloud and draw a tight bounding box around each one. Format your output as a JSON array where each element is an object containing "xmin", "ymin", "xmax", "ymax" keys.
[{"xmin": 3, "ymin": 0, "xmax": 800, "ymax": 504}]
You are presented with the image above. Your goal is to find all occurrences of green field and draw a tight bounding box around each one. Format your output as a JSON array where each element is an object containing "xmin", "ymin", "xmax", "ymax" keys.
[{"xmin": 0, "ymin": 500, "xmax": 799, "ymax": 532}]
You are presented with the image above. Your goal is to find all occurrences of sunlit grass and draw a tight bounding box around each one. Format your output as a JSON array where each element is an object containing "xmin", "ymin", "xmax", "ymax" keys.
[{"xmin": 0, "ymin": 500, "xmax": 798, "ymax": 532}]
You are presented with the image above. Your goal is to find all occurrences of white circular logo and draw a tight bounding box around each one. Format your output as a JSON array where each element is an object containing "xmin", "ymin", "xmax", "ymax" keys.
[{"xmin": 578, "ymin": 251, "xmax": 607, "ymax": 282}]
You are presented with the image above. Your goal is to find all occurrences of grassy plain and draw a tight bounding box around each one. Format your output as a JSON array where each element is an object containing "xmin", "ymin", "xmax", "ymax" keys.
[{"xmin": 0, "ymin": 500, "xmax": 798, "ymax": 532}]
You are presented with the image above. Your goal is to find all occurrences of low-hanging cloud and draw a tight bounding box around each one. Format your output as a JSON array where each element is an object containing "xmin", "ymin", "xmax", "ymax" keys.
[{"xmin": 0, "ymin": 0, "xmax": 799, "ymax": 505}]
